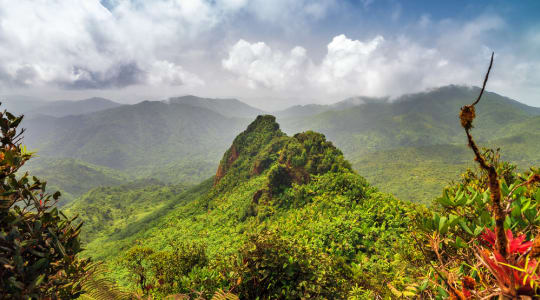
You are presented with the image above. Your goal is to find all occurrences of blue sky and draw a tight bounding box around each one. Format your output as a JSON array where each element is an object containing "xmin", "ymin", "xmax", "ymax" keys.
[{"xmin": 0, "ymin": 0, "xmax": 538, "ymax": 109}]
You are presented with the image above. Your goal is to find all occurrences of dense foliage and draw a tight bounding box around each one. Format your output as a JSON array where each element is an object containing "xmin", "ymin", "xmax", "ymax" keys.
[
  {"xmin": 0, "ymin": 106, "xmax": 91, "ymax": 299},
  {"xmin": 71, "ymin": 115, "xmax": 424, "ymax": 299},
  {"xmin": 12, "ymin": 81, "xmax": 540, "ymax": 299}
]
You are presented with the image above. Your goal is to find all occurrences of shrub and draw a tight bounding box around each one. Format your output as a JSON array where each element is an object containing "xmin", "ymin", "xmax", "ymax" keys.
[
  {"xmin": 0, "ymin": 105, "xmax": 91, "ymax": 299},
  {"xmin": 120, "ymin": 242, "xmax": 208, "ymax": 296},
  {"xmin": 226, "ymin": 230, "xmax": 350, "ymax": 299}
]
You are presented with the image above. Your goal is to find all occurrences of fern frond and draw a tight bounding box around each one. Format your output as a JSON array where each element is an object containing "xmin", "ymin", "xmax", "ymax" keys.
[
  {"xmin": 80, "ymin": 264, "xmax": 133, "ymax": 300},
  {"xmin": 211, "ymin": 289, "xmax": 239, "ymax": 300}
]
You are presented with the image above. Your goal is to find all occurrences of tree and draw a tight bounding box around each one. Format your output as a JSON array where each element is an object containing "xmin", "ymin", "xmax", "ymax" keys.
[{"xmin": 0, "ymin": 104, "xmax": 91, "ymax": 299}]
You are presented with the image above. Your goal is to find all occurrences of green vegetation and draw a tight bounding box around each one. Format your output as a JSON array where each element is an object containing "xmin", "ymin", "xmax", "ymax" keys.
[
  {"xmin": 73, "ymin": 115, "xmax": 423, "ymax": 298},
  {"xmin": 7, "ymin": 84, "xmax": 540, "ymax": 299},
  {"xmin": 352, "ymin": 144, "xmax": 473, "ymax": 203},
  {"xmin": 0, "ymin": 106, "xmax": 90, "ymax": 298},
  {"xmin": 411, "ymin": 71, "xmax": 540, "ymax": 297},
  {"xmin": 22, "ymin": 86, "xmax": 540, "ymax": 205},
  {"xmin": 413, "ymin": 153, "xmax": 540, "ymax": 298},
  {"xmin": 21, "ymin": 157, "xmax": 130, "ymax": 205},
  {"xmin": 64, "ymin": 179, "xmax": 186, "ymax": 244}
]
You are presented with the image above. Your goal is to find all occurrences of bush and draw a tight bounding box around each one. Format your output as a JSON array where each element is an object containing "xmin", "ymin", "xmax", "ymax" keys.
[
  {"xmin": 226, "ymin": 230, "xmax": 350, "ymax": 299},
  {"xmin": 120, "ymin": 241, "xmax": 208, "ymax": 296},
  {"xmin": 0, "ymin": 106, "xmax": 91, "ymax": 298}
]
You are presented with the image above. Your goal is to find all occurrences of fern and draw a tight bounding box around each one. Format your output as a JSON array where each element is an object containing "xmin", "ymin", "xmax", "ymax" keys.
[
  {"xmin": 211, "ymin": 289, "xmax": 239, "ymax": 300},
  {"xmin": 80, "ymin": 265, "xmax": 133, "ymax": 300}
]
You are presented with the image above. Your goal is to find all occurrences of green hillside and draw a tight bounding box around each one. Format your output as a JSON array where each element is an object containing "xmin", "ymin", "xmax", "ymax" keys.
[
  {"xmin": 352, "ymin": 135, "xmax": 540, "ymax": 204},
  {"xmin": 351, "ymin": 144, "xmax": 473, "ymax": 204},
  {"xmin": 279, "ymin": 86, "xmax": 538, "ymax": 155},
  {"xmin": 64, "ymin": 179, "xmax": 186, "ymax": 244},
  {"xmin": 277, "ymin": 86, "xmax": 540, "ymax": 202},
  {"xmin": 22, "ymin": 86, "xmax": 540, "ymax": 206},
  {"xmin": 21, "ymin": 157, "xmax": 131, "ymax": 205},
  {"xmin": 23, "ymin": 101, "xmax": 251, "ymax": 191},
  {"xmin": 72, "ymin": 116, "xmax": 422, "ymax": 298}
]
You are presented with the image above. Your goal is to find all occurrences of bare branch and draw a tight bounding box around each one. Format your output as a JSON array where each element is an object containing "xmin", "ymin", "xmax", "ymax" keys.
[
  {"xmin": 472, "ymin": 52, "xmax": 494, "ymax": 106},
  {"xmin": 459, "ymin": 52, "xmax": 508, "ymax": 261}
]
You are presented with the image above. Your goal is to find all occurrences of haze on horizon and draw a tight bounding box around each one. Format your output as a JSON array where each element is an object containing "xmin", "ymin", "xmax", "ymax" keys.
[{"xmin": 0, "ymin": 0, "xmax": 539, "ymax": 110}]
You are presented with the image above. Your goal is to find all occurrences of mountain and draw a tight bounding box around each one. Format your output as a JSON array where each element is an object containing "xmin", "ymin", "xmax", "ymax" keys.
[
  {"xmin": 21, "ymin": 85, "xmax": 540, "ymax": 205},
  {"xmin": 274, "ymin": 96, "xmax": 386, "ymax": 119},
  {"xmin": 274, "ymin": 104, "xmax": 330, "ymax": 118},
  {"xmin": 330, "ymin": 95, "xmax": 388, "ymax": 110},
  {"xmin": 25, "ymin": 97, "xmax": 122, "ymax": 117},
  {"xmin": 72, "ymin": 115, "xmax": 420, "ymax": 298},
  {"xmin": 168, "ymin": 95, "xmax": 265, "ymax": 118},
  {"xmin": 275, "ymin": 85, "xmax": 540, "ymax": 201},
  {"xmin": 279, "ymin": 85, "xmax": 539, "ymax": 154},
  {"xmin": 1, "ymin": 95, "xmax": 45, "ymax": 114},
  {"xmin": 22, "ymin": 100, "xmax": 251, "ymax": 197},
  {"xmin": 1, "ymin": 95, "xmax": 122, "ymax": 117}
]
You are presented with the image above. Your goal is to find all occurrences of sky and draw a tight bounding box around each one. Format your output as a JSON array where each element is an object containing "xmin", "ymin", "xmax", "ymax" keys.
[{"xmin": 0, "ymin": 0, "xmax": 539, "ymax": 110}]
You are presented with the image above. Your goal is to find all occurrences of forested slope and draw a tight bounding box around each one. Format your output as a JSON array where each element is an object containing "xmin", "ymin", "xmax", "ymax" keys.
[{"xmin": 73, "ymin": 115, "xmax": 422, "ymax": 298}]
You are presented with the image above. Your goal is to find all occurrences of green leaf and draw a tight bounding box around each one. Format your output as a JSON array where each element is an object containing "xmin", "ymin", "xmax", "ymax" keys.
[
  {"xmin": 437, "ymin": 196, "xmax": 453, "ymax": 207},
  {"xmin": 459, "ymin": 220, "xmax": 473, "ymax": 235},
  {"xmin": 501, "ymin": 181, "xmax": 509, "ymax": 197},
  {"xmin": 473, "ymin": 226, "xmax": 484, "ymax": 237},
  {"xmin": 455, "ymin": 193, "xmax": 467, "ymax": 206},
  {"xmin": 455, "ymin": 236, "xmax": 467, "ymax": 248},
  {"xmin": 439, "ymin": 216, "xmax": 448, "ymax": 234},
  {"xmin": 29, "ymin": 274, "xmax": 45, "ymax": 290},
  {"xmin": 419, "ymin": 278, "xmax": 429, "ymax": 291}
]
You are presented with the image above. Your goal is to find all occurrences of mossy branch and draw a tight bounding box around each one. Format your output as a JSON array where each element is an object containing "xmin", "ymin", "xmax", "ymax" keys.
[{"xmin": 459, "ymin": 52, "xmax": 508, "ymax": 259}]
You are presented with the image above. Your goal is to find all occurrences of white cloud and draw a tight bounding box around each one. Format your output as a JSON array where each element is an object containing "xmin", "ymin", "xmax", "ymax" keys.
[
  {"xmin": 222, "ymin": 15, "xmax": 540, "ymax": 104},
  {"xmin": 0, "ymin": 0, "xmax": 212, "ymax": 89},
  {"xmin": 0, "ymin": 1, "xmax": 538, "ymax": 106},
  {"xmin": 0, "ymin": 0, "xmax": 340, "ymax": 90},
  {"xmin": 222, "ymin": 40, "xmax": 309, "ymax": 89},
  {"xmin": 148, "ymin": 61, "xmax": 204, "ymax": 86},
  {"xmin": 315, "ymin": 34, "xmax": 385, "ymax": 93}
]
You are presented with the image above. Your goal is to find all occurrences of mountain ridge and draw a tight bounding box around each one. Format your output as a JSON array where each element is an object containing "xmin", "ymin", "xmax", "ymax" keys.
[
  {"xmin": 168, "ymin": 95, "xmax": 266, "ymax": 118},
  {"xmin": 21, "ymin": 85, "xmax": 540, "ymax": 205}
]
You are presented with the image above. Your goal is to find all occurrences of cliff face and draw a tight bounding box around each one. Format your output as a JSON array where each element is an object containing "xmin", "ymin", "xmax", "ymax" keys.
[
  {"xmin": 214, "ymin": 144, "xmax": 239, "ymax": 183},
  {"xmin": 213, "ymin": 115, "xmax": 284, "ymax": 185}
]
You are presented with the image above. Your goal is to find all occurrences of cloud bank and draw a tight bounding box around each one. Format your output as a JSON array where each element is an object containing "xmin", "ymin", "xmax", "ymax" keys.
[
  {"xmin": 0, "ymin": 0, "xmax": 538, "ymax": 107},
  {"xmin": 221, "ymin": 14, "xmax": 540, "ymax": 102}
]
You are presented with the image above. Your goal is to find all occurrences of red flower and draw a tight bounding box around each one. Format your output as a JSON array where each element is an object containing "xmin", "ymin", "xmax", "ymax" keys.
[{"xmin": 480, "ymin": 228, "xmax": 532, "ymax": 254}]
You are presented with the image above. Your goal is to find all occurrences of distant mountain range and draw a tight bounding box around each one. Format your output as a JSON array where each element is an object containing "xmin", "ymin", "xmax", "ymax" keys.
[
  {"xmin": 17, "ymin": 86, "xmax": 540, "ymax": 203},
  {"xmin": 25, "ymin": 97, "xmax": 123, "ymax": 117},
  {"xmin": 2, "ymin": 95, "xmax": 123, "ymax": 117},
  {"xmin": 168, "ymin": 95, "xmax": 265, "ymax": 118}
]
